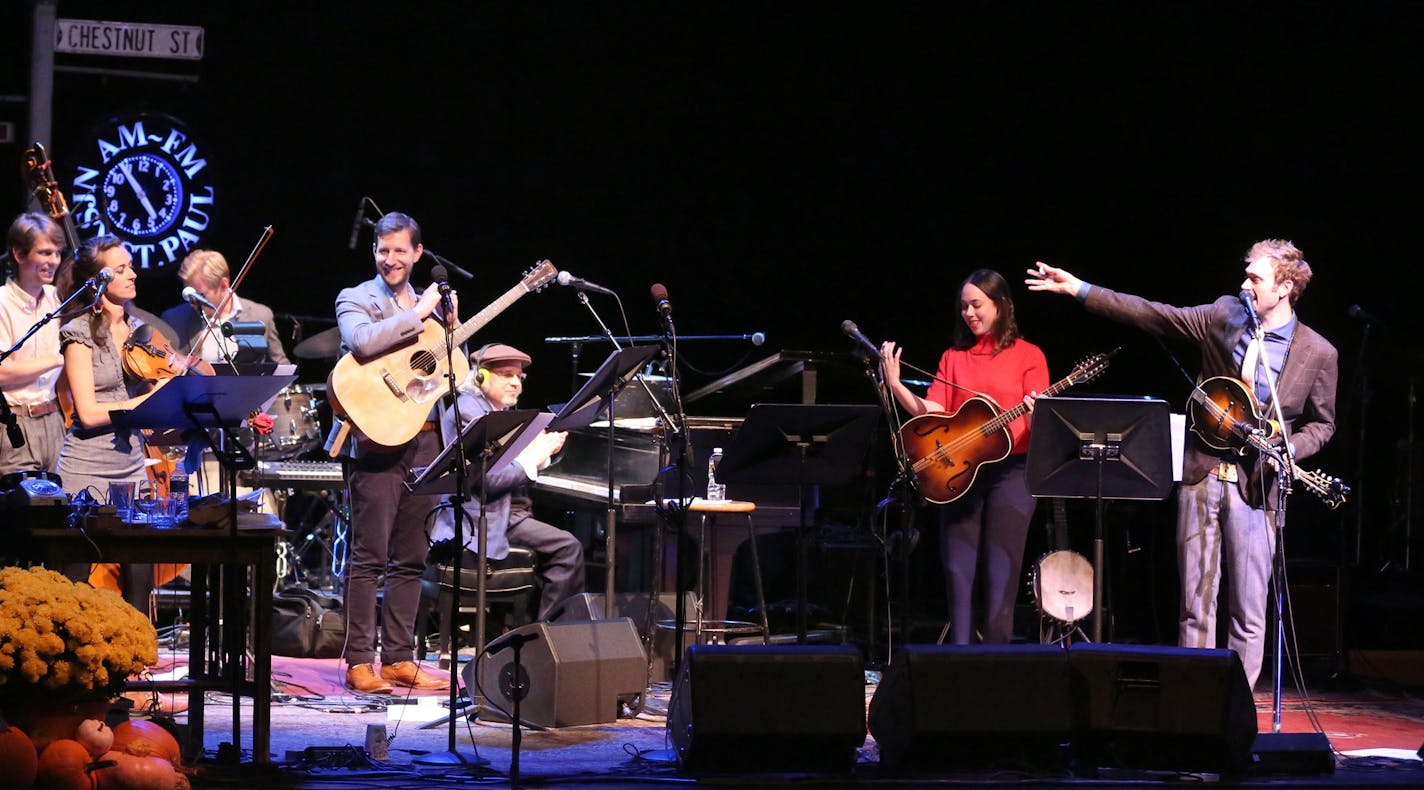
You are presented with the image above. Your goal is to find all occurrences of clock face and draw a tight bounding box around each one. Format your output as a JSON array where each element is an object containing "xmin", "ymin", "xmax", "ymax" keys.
[
  {"xmin": 101, "ymin": 152, "xmax": 184, "ymax": 240},
  {"xmin": 70, "ymin": 112, "xmax": 216, "ymax": 272}
]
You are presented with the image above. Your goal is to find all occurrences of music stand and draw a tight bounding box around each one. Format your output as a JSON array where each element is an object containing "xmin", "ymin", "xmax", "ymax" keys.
[
  {"xmin": 548, "ymin": 345, "xmax": 661, "ymax": 620},
  {"xmin": 111, "ymin": 372, "xmax": 294, "ymax": 753},
  {"xmin": 716, "ymin": 404, "xmax": 881, "ymax": 643},
  {"xmin": 1026, "ymin": 396, "xmax": 1173, "ymax": 642},
  {"xmin": 405, "ymin": 409, "xmax": 547, "ymax": 740}
]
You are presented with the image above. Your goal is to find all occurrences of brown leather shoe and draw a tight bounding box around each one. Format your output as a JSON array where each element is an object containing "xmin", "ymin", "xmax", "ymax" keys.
[
  {"xmin": 380, "ymin": 660, "xmax": 448, "ymax": 690},
  {"xmin": 346, "ymin": 662, "xmax": 393, "ymax": 694}
]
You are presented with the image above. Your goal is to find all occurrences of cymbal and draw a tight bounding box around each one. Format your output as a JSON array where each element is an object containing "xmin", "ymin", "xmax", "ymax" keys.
[{"xmin": 294, "ymin": 326, "xmax": 343, "ymax": 359}]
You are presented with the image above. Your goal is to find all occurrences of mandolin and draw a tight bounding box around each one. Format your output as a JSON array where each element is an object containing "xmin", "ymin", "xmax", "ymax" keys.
[
  {"xmin": 900, "ymin": 350, "xmax": 1113, "ymax": 504},
  {"xmin": 1187, "ymin": 376, "xmax": 1350, "ymax": 509}
]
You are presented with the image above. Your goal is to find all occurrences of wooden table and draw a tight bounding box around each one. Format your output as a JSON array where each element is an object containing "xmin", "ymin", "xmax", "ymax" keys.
[{"xmin": 17, "ymin": 512, "xmax": 283, "ymax": 764}]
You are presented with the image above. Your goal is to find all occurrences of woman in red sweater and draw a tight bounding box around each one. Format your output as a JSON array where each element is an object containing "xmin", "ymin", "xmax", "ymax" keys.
[{"xmin": 881, "ymin": 268, "xmax": 1049, "ymax": 644}]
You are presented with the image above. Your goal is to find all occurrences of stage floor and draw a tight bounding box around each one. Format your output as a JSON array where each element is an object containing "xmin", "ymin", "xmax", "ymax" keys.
[{"xmin": 128, "ymin": 653, "xmax": 1424, "ymax": 788}]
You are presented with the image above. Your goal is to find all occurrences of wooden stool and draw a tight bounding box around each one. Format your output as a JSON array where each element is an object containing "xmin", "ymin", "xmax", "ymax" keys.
[{"xmin": 686, "ymin": 499, "xmax": 769, "ymax": 644}]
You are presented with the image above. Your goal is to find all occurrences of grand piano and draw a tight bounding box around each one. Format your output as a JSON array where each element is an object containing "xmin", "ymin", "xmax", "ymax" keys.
[{"xmin": 531, "ymin": 349, "xmax": 876, "ymax": 621}]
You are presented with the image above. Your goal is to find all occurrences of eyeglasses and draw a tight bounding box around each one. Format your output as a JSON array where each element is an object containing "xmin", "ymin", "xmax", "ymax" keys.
[{"xmin": 487, "ymin": 369, "xmax": 526, "ymax": 381}]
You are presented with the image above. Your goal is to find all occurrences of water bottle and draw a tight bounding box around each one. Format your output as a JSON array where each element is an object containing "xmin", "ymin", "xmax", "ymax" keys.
[
  {"xmin": 706, "ymin": 447, "xmax": 726, "ymax": 501},
  {"xmin": 169, "ymin": 467, "xmax": 189, "ymax": 521}
]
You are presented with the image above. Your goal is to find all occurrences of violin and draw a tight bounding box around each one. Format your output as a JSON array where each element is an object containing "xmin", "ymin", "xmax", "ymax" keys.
[{"xmin": 121, "ymin": 327, "xmax": 216, "ymax": 384}]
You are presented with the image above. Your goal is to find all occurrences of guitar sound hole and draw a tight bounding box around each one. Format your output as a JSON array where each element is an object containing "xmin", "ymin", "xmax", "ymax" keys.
[{"xmin": 409, "ymin": 350, "xmax": 438, "ymax": 375}]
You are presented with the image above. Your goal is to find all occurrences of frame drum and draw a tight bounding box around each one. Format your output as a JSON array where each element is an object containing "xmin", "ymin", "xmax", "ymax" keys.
[{"xmin": 1032, "ymin": 550, "xmax": 1094, "ymax": 624}]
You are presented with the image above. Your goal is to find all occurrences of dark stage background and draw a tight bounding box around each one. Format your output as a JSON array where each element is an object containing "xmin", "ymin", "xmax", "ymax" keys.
[{"xmin": 4, "ymin": 2, "xmax": 1421, "ymax": 648}]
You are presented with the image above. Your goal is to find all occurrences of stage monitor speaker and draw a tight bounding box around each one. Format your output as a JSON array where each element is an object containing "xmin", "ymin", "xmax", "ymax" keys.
[
  {"xmin": 867, "ymin": 643, "xmax": 1073, "ymax": 772},
  {"xmin": 466, "ymin": 618, "xmax": 647, "ymax": 728},
  {"xmin": 668, "ymin": 644, "xmax": 866, "ymax": 773},
  {"xmin": 548, "ymin": 591, "xmax": 696, "ymax": 681},
  {"xmin": 1069, "ymin": 643, "xmax": 1257, "ymax": 774}
]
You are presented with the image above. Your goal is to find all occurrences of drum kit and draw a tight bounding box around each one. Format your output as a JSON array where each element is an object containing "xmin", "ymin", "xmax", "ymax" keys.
[{"xmin": 263, "ymin": 326, "xmax": 348, "ymax": 589}]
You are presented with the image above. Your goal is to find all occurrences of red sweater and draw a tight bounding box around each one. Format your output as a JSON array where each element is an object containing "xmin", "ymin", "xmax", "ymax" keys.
[{"xmin": 925, "ymin": 336, "xmax": 1050, "ymax": 456}]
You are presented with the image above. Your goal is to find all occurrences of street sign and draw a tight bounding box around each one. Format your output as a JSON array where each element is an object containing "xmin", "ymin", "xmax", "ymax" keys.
[{"xmin": 55, "ymin": 19, "xmax": 204, "ymax": 61}]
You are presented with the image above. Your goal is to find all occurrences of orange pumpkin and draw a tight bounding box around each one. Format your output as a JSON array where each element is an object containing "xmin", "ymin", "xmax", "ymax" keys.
[
  {"xmin": 110, "ymin": 721, "xmax": 181, "ymax": 766},
  {"xmin": 90, "ymin": 752, "xmax": 175, "ymax": 790},
  {"xmin": 37, "ymin": 739, "xmax": 94, "ymax": 790},
  {"xmin": 0, "ymin": 720, "xmax": 39, "ymax": 790}
]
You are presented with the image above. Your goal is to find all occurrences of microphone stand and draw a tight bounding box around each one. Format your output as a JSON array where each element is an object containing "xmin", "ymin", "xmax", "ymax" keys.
[
  {"xmin": 1248, "ymin": 317, "xmax": 1296, "ymax": 735},
  {"xmin": 653, "ymin": 310, "xmax": 697, "ymax": 678},
  {"xmin": 422, "ymin": 249, "xmax": 476, "ymax": 281},
  {"xmin": 0, "ymin": 279, "xmax": 110, "ymax": 450},
  {"xmin": 570, "ymin": 292, "xmax": 630, "ymax": 620},
  {"xmin": 413, "ymin": 284, "xmax": 488, "ymax": 768},
  {"xmin": 856, "ymin": 350, "xmax": 916, "ymax": 662}
]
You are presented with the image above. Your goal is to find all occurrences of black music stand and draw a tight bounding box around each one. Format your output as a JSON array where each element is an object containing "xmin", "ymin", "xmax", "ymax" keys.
[
  {"xmin": 548, "ymin": 345, "xmax": 661, "ymax": 620},
  {"xmin": 715, "ymin": 404, "xmax": 881, "ymax": 643},
  {"xmin": 1026, "ymin": 396, "xmax": 1173, "ymax": 642},
  {"xmin": 406, "ymin": 409, "xmax": 547, "ymax": 742}
]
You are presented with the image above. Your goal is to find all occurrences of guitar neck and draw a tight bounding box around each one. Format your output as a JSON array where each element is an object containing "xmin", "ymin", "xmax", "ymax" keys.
[
  {"xmin": 981, "ymin": 374, "xmax": 1077, "ymax": 433},
  {"xmin": 450, "ymin": 280, "xmax": 532, "ymax": 348}
]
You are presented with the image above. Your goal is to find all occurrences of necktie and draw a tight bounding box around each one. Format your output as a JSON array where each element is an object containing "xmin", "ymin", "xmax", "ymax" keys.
[{"xmin": 1241, "ymin": 335, "xmax": 1261, "ymax": 394}]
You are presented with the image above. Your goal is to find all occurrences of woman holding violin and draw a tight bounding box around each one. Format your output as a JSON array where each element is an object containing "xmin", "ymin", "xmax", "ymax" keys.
[{"xmin": 55, "ymin": 235, "xmax": 185, "ymax": 609}]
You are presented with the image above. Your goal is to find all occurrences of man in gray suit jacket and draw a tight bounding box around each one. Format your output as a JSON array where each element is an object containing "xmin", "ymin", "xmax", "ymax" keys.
[
  {"xmin": 158, "ymin": 249, "xmax": 291, "ymax": 365},
  {"xmin": 1027, "ymin": 239, "xmax": 1338, "ymax": 689},
  {"xmin": 431, "ymin": 343, "xmax": 582, "ymax": 622},
  {"xmin": 334, "ymin": 211, "xmax": 453, "ymax": 695}
]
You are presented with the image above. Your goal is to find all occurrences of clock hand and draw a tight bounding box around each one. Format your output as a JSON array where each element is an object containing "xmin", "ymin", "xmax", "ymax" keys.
[{"xmin": 118, "ymin": 160, "xmax": 160, "ymax": 221}]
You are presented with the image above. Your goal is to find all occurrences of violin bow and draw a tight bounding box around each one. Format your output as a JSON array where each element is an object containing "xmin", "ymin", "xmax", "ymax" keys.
[{"xmin": 181, "ymin": 225, "xmax": 274, "ymax": 374}]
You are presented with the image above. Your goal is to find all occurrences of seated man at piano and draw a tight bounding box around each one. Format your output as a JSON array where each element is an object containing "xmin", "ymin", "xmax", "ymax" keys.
[{"xmin": 429, "ymin": 343, "xmax": 584, "ymax": 621}]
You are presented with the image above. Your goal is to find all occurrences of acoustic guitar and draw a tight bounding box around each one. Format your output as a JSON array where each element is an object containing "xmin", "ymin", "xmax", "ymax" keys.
[
  {"xmin": 1187, "ymin": 376, "xmax": 1350, "ymax": 509},
  {"xmin": 901, "ymin": 351, "xmax": 1113, "ymax": 504},
  {"xmin": 326, "ymin": 260, "xmax": 557, "ymax": 447}
]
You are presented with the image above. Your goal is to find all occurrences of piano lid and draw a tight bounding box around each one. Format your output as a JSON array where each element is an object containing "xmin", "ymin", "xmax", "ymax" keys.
[{"xmin": 683, "ymin": 350, "xmax": 865, "ymax": 408}]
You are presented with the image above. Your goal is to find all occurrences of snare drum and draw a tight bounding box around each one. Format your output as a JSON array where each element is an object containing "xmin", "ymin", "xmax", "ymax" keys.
[
  {"xmin": 1031, "ymin": 550, "xmax": 1094, "ymax": 624},
  {"xmin": 259, "ymin": 384, "xmax": 324, "ymax": 459}
]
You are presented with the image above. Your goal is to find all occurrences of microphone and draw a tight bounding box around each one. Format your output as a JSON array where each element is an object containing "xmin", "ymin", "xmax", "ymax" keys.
[
  {"xmin": 347, "ymin": 197, "xmax": 368, "ymax": 251},
  {"xmin": 556, "ymin": 270, "xmax": 616, "ymax": 296},
  {"xmin": 430, "ymin": 264, "xmax": 451, "ymax": 293},
  {"xmin": 182, "ymin": 286, "xmax": 219, "ymax": 313},
  {"xmin": 651, "ymin": 283, "xmax": 671, "ymax": 320},
  {"xmin": 1238, "ymin": 289, "xmax": 1260, "ymax": 327},
  {"xmin": 90, "ymin": 269, "xmax": 114, "ymax": 313},
  {"xmin": 1347, "ymin": 304, "xmax": 1378, "ymax": 325},
  {"xmin": 841, "ymin": 319, "xmax": 881, "ymax": 360},
  {"xmin": 751, "ymin": 331, "xmax": 766, "ymax": 347}
]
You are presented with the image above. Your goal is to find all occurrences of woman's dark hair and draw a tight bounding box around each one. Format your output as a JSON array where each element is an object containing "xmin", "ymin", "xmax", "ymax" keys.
[
  {"xmin": 950, "ymin": 268, "xmax": 1020, "ymax": 354},
  {"xmin": 62, "ymin": 235, "xmax": 126, "ymax": 347}
]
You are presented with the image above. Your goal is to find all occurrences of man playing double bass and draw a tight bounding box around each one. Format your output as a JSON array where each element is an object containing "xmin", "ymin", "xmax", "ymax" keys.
[{"xmin": 1026, "ymin": 240, "xmax": 1338, "ymax": 690}]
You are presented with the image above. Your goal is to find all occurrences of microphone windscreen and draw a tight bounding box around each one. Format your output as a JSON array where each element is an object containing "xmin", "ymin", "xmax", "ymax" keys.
[
  {"xmin": 650, "ymin": 283, "xmax": 669, "ymax": 302},
  {"xmin": 430, "ymin": 264, "xmax": 449, "ymax": 283}
]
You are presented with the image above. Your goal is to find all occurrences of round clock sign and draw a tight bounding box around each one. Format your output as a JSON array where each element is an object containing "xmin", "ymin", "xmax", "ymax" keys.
[{"xmin": 70, "ymin": 112, "xmax": 216, "ymax": 271}]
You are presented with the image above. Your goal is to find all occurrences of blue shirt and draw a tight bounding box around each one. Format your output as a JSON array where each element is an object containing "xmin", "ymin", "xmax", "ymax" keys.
[{"xmin": 1234, "ymin": 314, "xmax": 1295, "ymax": 408}]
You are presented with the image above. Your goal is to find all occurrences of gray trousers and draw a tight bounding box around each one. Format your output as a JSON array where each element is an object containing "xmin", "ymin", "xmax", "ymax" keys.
[
  {"xmin": 0, "ymin": 410, "xmax": 64, "ymax": 476},
  {"xmin": 506, "ymin": 513, "xmax": 585, "ymax": 619},
  {"xmin": 1177, "ymin": 470, "xmax": 1277, "ymax": 689}
]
